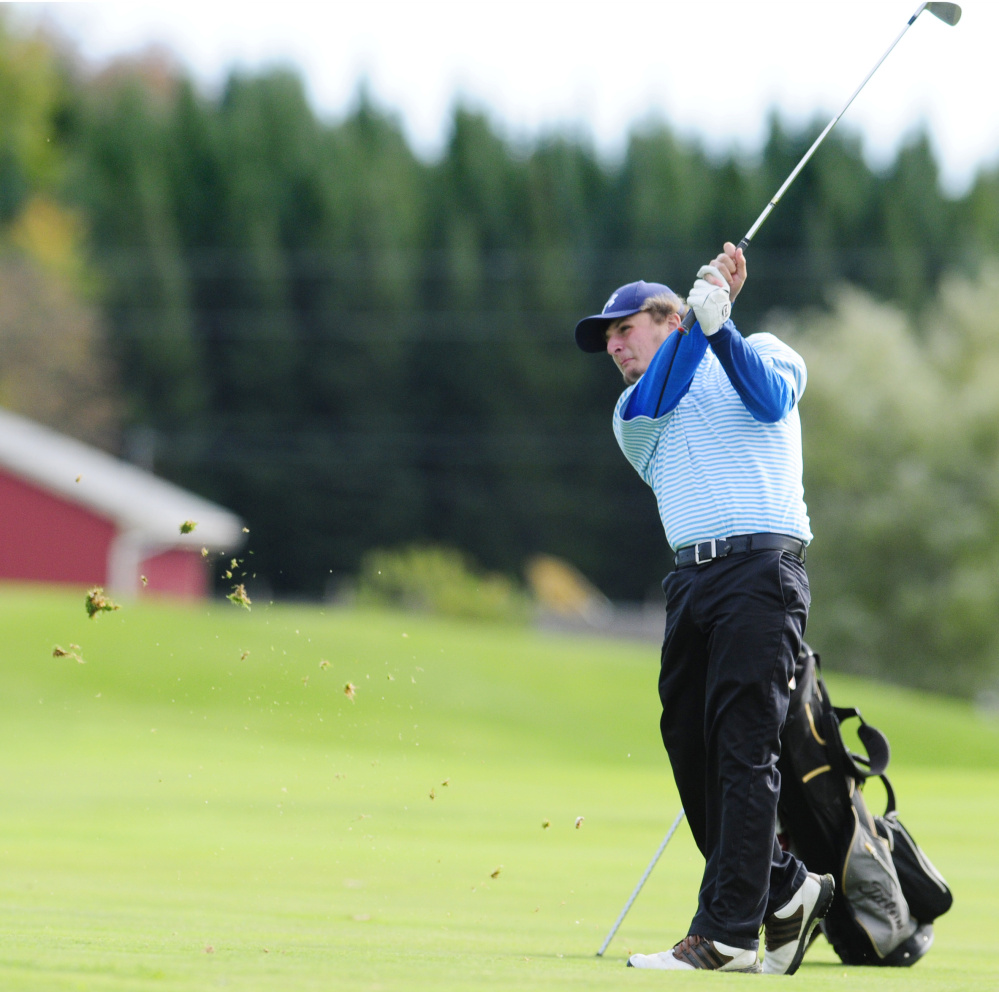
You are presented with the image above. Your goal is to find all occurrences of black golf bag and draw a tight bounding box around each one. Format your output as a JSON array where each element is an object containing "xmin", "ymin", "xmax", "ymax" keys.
[{"xmin": 776, "ymin": 644, "xmax": 953, "ymax": 966}]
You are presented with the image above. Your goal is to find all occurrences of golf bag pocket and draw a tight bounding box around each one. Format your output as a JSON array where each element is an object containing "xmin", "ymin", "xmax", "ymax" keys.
[
  {"xmin": 875, "ymin": 776, "xmax": 953, "ymax": 923},
  {"xmin": 839, "ymin": 782, "xmax": 917, "ymax": 959}
]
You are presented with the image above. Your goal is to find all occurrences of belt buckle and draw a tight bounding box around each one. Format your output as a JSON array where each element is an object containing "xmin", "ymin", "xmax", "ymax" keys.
[{"xmin": 694, "ymin": 539, "xmax": 717, "ymax": 565}]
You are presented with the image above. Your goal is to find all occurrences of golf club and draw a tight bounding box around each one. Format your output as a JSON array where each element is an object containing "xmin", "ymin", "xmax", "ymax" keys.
[
  {"xmin": 679, "ymin": 1, "xmax": 962, "ymax": 333},
  {"xmin": 596, "ymin": 807, "xmax": 686, "ymax": 956}
]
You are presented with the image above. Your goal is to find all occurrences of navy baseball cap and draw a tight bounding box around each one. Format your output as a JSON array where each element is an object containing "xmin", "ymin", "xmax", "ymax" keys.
[{"xmin": 574, "ymin": 280, "xmax": 674, "ymax": 353}]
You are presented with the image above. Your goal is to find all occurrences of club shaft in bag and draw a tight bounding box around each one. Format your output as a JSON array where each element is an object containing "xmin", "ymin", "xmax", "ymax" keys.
[
  {"xmin": 679, "ymin": 1, "xmax": 961, "ymax": 333},
  {"xmin": 595, "ymin": 808, "xmax": 686, "ymax": 957}
]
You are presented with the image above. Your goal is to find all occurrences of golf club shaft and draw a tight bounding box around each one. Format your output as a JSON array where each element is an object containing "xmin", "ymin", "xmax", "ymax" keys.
[
  {"xmin": 679, "ymin": 1, "xmax": 955, "ymax": 333},
  {"xmin": 741, "ymin": 6, "xmax": 931, "ymax": 248},
  {"xmin": 595, "ymin": 808, "xmax": 686, "ymax": 957}
]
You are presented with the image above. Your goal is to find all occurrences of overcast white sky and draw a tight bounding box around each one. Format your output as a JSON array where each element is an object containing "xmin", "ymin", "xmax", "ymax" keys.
[{"xmin": 16, "ymin": 0, "xmax": 992, "ymax": 195}]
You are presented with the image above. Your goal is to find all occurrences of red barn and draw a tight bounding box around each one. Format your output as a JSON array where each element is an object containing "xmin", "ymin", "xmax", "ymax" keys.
[{"xmin": 0, "ymin": 408, "xmax": 245, "ymax": 599}]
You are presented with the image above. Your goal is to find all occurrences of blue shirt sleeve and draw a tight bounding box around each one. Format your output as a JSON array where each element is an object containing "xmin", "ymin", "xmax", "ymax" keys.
[
  {"xmin": 621, "ymin": 325, "xmax": 710, "ymax": 420},
  {"xmin": 707, "ymin": 323, "xmax": 795, "ymax": 422}
]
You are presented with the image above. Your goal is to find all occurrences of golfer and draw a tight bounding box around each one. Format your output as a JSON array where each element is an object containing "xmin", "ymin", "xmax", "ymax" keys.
[{"xmin": 574, "ymin": 244, "xmax": 834, "ymax": 974}]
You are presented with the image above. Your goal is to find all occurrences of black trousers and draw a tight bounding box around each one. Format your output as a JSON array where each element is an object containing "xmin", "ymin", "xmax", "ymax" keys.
[{"xmin": 659, "ymin": 549, "xmax": 810, "ymax": 949}]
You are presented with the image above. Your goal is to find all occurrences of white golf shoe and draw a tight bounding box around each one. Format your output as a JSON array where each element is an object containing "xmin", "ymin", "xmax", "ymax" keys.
[
  {"xmin": 762, "ymin": 872, "xmax": 835, "ymax": 975},
  {"xmin": 627, "ymin": 934, "xmax": 761, "ymax": 972}
]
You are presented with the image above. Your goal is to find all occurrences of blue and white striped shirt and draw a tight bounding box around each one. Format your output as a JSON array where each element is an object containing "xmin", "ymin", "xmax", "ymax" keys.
[{"xmin": 612, "ymin": 323, "xmax": 811, "ymax": 551}]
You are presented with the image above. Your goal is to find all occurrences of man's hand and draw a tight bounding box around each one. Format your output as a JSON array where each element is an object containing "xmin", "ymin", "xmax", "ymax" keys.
[
  {"xmin": 709, "ymin": 242, "xmax": 747, "ymax": 302},
  {"xmin": 687, "ymin": 265, "xmax": 731, "ymax": 336}
]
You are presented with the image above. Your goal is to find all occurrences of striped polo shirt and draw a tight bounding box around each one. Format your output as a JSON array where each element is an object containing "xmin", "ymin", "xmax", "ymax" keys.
[{"xmin": 612, "ymin": 331, "xmax": 811, "ymax": 552}]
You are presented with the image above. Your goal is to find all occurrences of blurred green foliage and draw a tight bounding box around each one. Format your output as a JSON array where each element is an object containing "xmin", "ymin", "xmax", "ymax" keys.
[
  {"xmin": 355, "ymin": 544, "xmax": 528, "ymax": 624},
  {"xmin": 785, "ymin": 267, "xmax": 999, "ymax": 693},
  {"xmin": 0, "ymin": 19, "xmax": 119, "ymax": 445}
]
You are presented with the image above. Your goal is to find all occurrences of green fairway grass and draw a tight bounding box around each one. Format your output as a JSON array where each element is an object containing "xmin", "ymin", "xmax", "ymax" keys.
[{"xmin": 0, "ymin": 584, "xmax": 996, "ymax": 991}]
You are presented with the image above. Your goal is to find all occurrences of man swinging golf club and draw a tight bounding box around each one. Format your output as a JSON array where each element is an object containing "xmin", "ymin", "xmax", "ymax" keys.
[{"xmin": 575, "ymin": 244, "xmax": 833, "ymax": 974}]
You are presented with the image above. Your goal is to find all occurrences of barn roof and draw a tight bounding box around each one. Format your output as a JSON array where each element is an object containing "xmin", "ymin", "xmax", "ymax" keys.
[{"xmin": 0, "ymin": 407, "xmax": 244, "ymax": 550}]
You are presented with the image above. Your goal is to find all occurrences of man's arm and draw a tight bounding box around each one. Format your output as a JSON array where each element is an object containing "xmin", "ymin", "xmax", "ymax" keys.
[
  {"xmin": 624, "ymin": 242, "xmax": 751, "ymax": 421},
  {"xmin": 621, "ymin": 327, "xmax": 709, "ymax": 420},
  {"xmin": 707, "ymin": 328, "xmax": 798, "ymax": 423},
  {"xmin": 687, "ymin": 241, "xmax": 798, "ymax": 422}
]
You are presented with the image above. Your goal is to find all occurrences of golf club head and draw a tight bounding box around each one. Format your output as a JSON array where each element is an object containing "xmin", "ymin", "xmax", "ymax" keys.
[{"xmin": 924, "ymin": 2, "xmax": 962, "ymax": 26}]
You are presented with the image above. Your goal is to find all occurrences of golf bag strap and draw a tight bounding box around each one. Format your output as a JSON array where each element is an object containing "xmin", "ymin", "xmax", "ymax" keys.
[
  {"xmin": 879, "ymin": 774, "xmax": 898, "ymax": 817},
  {"xmin": 823, "ymin": 706, "xmax": 891, "ymax": 782},
  {"xmin": 855, "ymin": 718, "xmax": 891, "ymax": 778}
]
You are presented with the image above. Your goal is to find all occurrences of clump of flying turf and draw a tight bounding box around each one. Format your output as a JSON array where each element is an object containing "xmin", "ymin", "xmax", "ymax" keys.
[
  {"xmin": 52, "ymin": 644, "xmax": 85, "ymax": 663},
  {"xmin": 227, "ymin": 584, "xmax": 252, "ymax": 610},
  {"xmin": 85, "ymin": 586, "xmax": 120, "ymax": 619}
]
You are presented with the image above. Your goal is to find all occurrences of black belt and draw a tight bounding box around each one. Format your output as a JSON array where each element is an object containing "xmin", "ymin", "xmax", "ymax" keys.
[{"xmin": 673, "ymin": 533, "xmax": 807, "ymax": 569}]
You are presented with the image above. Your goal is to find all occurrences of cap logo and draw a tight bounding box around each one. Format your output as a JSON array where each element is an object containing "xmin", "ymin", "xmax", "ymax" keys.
[{"xmin": 602, "ymin": 290, "xmax": 620, "ymax": 314}]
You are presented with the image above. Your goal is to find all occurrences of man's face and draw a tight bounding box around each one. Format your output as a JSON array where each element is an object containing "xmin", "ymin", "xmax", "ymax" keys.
[{"xmin": 605, "ymin": 310, "xmax": 673, "ymax": 385}]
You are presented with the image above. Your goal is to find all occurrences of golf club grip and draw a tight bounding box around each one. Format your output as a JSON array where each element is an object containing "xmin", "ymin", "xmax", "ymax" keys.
[{"xmin": 679, "ymin": 238, "xmax": 751, "ymax": 334}]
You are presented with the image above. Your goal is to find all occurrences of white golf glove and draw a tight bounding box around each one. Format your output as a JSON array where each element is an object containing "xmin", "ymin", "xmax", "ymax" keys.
[{"xmin": 686, "ymin": 264, "xmax": 731, "ymax": 336}]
